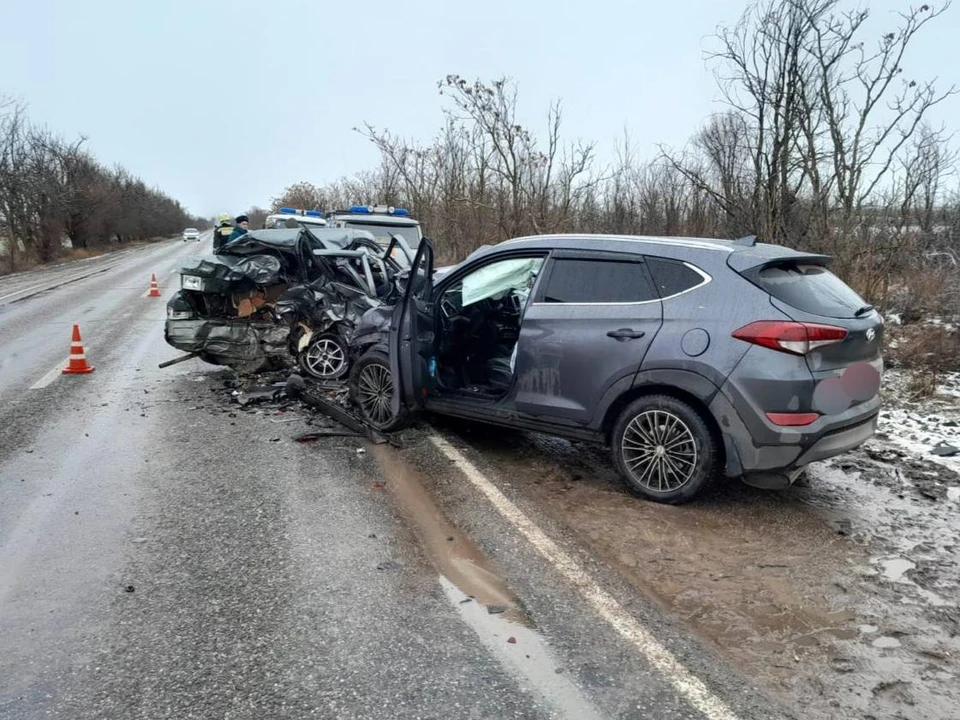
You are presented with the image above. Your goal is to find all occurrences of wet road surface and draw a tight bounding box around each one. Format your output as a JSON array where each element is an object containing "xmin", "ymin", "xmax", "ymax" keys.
[
  {"xmin": 0, "ymin": 237, "xmax": 783, "ymax": 719},
  {"xmin": 4, "ymin": 238, "xmax": 956, "ymax": 719}
]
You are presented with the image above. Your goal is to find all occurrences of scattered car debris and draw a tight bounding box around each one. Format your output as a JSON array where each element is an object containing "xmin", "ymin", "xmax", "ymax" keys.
[
  {"xmin": 931, "ymin": 442, "xmax": 960, "ymax": 457},
  {"xmin": 234, "ymin": 385, "xmax": 284, "ymax": 407},
  {"xmin": 293, "ymin": 430, "xmax": 364, "ymax": 442},
  {"xmin": 294, "ymin": 376, "xmax": 393, "ymax": 446},
  {"xmin": 157, "ymin": 351, "xmax": 200, "ymax": 369}
]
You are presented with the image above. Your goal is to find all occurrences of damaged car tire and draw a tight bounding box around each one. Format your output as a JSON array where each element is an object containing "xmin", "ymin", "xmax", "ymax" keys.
[
  {"xmin": 349, "ymin": 350, "xmax": 408, "ymax": 432},
  {"xmin": 611, "ymin": 395, "xmax": 719, "ymax": 504},
  {"xmin": 299, "ymin": 333, "xmax": 350, "ymax": 381}
]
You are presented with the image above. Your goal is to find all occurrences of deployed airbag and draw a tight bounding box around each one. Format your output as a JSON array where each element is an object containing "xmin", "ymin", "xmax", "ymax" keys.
[{"xmin": 461, "ymin": 258, "xmax": 543, "ymax": 307}]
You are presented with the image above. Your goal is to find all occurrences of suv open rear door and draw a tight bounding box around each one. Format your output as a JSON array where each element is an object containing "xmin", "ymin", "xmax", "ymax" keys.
[{"xmin": 389, "ymin": 238, "xmax": 434, "ymax": 417}]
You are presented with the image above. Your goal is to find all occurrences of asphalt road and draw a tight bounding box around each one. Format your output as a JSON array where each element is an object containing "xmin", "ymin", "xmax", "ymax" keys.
[{"xmin": 0, "ymin": 236, "xmax": 790, "ymax": 720}]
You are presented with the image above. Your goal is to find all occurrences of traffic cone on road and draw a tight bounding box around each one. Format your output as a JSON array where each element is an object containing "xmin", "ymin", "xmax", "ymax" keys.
[
  {"xmin": 147, "ymin": 273, "xmax": 161, "ymax": 297},
  {"xmin": 62, "ymin": 324, "xmax": 95, "ymax": 375}
]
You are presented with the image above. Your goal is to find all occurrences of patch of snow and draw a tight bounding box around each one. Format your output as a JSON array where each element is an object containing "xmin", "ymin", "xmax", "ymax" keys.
[
  {"xmin": 926, "ymin": 316, "xmax": 958, "ymax": 331},
  {"xmin": 878, "ymin": 557, "xmax": 915, "ymax": 583},
  {"xmin": 878, "ymin": 407, "xmax": 960, "ymax": 474}
]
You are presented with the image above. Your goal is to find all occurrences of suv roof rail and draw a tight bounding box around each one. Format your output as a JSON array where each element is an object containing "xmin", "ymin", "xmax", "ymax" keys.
[{"xmin": 734, "ymin": 234, "xmax": 758, "ymax": 247}]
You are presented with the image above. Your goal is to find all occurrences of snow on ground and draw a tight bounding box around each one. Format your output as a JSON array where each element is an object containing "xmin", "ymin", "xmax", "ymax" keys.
[{"xmin": 876, "ymin": 371, "xmax": 960, "ymax": 475}]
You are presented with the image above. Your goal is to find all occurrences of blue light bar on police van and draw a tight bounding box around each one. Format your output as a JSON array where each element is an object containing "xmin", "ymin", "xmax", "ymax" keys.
[
  {"xmin": 304, "ymin": 210, "xmax": 323, "ymax": 217},
  {"xmin": 279, "ymin": 207, "xmax": 297, "ymax": 214},
  {"xmin": 393, "ymin": 208, "xmax": 410, "ymax": 216},
  {"xmin": 349, "ymin": 205, "xmax": 371, "ymax": 214}
]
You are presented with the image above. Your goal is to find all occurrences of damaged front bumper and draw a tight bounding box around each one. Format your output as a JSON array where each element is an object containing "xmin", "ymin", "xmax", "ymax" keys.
[{"xmin": 164, "ymin": 317, "xmax": 294, "ymax": 374}]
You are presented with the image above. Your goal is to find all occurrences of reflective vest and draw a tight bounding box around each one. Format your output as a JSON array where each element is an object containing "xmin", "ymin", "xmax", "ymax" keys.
[{"xmin": 214, "ymin": 224, "xmax": 233, "ymax": 248}]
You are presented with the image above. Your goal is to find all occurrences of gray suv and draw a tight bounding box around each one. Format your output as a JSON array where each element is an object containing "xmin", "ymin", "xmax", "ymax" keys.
[{"xmin": 348, "ymin": 234, "xmax": 884, "ymax": 504}]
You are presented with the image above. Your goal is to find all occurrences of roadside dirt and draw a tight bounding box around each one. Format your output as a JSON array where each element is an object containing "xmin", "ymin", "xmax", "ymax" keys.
[{"xmin": 439, "ymin": 376, "xmax": 960, "ymax": 720}]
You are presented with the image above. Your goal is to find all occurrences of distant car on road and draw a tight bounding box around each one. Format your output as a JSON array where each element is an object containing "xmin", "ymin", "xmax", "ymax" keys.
[
  {"xmin": 182, "ymin": 228, "xmax": 200, "ymax": 242},
  {"xmin": 348, "ymin": 233, "xmax": 884, "ymax": 504}
]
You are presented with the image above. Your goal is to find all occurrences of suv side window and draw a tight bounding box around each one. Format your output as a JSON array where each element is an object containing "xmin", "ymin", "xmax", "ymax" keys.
[
  {"xmin": 541, "ymin": 258, "xmax": 657, "ymax": 304},
  {"xmin": 645, "ymin": 257, "xmax": 707, "ymax": 298}
]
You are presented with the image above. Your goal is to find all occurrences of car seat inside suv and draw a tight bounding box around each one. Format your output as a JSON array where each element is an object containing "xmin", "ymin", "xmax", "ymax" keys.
[{"xmin": 435, "ymin": 257, "xmax": 543, "ymax": 397}]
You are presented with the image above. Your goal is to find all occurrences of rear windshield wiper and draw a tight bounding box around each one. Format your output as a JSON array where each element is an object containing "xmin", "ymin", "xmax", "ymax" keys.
[{"xmin": 855, "ymin": 304, "xmax": 875, "ymax": 317}]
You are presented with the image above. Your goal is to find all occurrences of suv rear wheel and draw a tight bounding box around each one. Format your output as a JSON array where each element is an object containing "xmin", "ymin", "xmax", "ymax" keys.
[
  {"xmin": 611, "ymin": 395, "xmax": 718, "ymax": 504},
  {"xmin": 349, "ymin": 350, "xmax": 409, "ymax": 432}
]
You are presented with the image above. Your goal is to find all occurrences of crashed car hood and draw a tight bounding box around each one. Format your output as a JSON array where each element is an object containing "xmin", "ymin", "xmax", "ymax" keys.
[{"xmin": 179, "ymin": 254, "xmax": 283, "ymax": 285}]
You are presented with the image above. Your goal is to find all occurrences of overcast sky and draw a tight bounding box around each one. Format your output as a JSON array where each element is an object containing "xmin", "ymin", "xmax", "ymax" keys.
[{"xmin": 2, "ymin": 0, "xmax": 958, "ymax": 217}]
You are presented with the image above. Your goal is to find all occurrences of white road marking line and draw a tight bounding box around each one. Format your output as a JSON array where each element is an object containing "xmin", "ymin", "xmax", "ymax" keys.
[
  {"xmin": 0, "ymin": 261, "xmax": 130, "ymax": 302},
  {"xmin": 30, "ymin": 342, "xmax": 97, "ymax": 390},
  {"xmin": 439, "ymin": 576, "xmax": 605, "ymax": 720},
  {"xmin": 0, "ymin": 281, "xmax": 48, "ymax": 302},
  {"xmin": 29, "ymin": 358, "xmax": 70, "ymax": 389},
  {"xmin": 429, "ymin": 435, "xmax": 742, "ymax": 720}
]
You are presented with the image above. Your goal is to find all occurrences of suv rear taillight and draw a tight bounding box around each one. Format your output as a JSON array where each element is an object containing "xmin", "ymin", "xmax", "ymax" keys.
[{"xmin": 732, "ymin": 321, "xmax": 847, "ymax": 355}]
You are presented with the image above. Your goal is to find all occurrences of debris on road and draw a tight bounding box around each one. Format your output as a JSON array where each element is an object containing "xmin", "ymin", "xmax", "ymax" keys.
[
  {"xmin": 158, "ymin": 352, "xmax": 200, "ymax": 369},
  {"xmin": 931, "ymin": 442, "xmax": 960, "ymax": 457},
  {"xmin": 834, "ymin": 519, "xmax": 853, "ymax": 536},
  {"xmin": 292, "ymin": 374, "xmax": 395, "ymax": 446},
  {"xmin": 233, "ymin": 385, "xmax": 284, "ymax": 407},
  {"xmin": 293, "ymin": 430, "xmax": 363, "ymax": 442}
]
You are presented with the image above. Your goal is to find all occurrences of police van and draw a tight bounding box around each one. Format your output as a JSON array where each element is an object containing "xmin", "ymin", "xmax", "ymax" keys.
[
  {"xmin": 264, "ymin": 207, "xmax": 329, "ymax": 229},
  {"xmin": 325, "ymin": 205, "xmax": 421, "ymax": 253}
]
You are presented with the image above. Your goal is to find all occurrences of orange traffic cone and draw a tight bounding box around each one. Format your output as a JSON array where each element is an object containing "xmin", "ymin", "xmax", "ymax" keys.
[
  {"xmin": 62, "ymin": 324, "xmax": 95, "ymax": 374},
  {"xmin": 147, "ymin": 273, "xmax": 161, "ymax": 297}
]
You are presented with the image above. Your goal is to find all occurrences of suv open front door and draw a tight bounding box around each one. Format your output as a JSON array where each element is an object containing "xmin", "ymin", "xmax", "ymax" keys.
[{"xmin": 389, "ymin": 238, "xmax": 435, "ymax": 417}]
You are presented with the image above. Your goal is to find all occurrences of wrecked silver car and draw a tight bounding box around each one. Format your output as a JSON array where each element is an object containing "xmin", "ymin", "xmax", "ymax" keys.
[{"xmin": 164, "ymin": 226, "xmax": 413, "ymax": 376}]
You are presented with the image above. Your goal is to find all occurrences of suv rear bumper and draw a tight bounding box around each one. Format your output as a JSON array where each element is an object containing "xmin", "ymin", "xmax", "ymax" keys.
[
  {"xmin": 794, "ymin": 413, "xmax": 877, "ymax": 465},
  {"xmin": 709, "ymin": 381, "xmax": 880, "ymax": 479}
]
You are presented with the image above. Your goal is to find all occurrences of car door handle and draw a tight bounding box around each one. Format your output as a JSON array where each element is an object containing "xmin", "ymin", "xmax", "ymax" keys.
[{"xmin": 607, "ymin": 328, "xmax": 646, "ymax": 341}]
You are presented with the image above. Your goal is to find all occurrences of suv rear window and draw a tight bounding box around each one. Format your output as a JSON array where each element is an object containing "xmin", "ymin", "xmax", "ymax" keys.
[
  {"xmin": 646, "ymin": 257, "xmax": 706, "ymax": 298},
  {"xmin": 750, "ymin": 263, "xmax": 868, "ymax": 319},
  {"xmin": 541, "ymin": 259, "xmax": 657, "ymax": 304}
]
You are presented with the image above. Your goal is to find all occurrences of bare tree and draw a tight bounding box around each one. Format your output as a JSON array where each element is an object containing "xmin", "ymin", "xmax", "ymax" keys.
[
  {"xmin": 1, "ymin": 101, "xmax": 200, "ymax": 272},
  {"xmin": 271, "ymin": 181, "xmax": 329, "ymax": 212}
]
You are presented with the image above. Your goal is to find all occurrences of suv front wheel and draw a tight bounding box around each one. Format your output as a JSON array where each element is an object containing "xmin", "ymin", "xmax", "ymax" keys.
[
  {"xmin": 611, "ymin": 395, "xmax": 718, "ymax": 504},
  {"xmin": 349, "ymin": 350, "xmax": 409, "ymax": 432}
]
